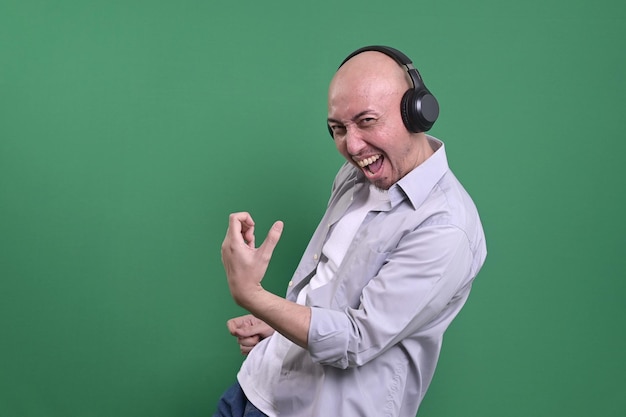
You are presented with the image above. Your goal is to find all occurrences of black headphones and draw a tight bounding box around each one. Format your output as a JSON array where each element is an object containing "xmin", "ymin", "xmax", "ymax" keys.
[{"xmin": 328, "ymin": 45, "xmax": 439, "ymax": 137}]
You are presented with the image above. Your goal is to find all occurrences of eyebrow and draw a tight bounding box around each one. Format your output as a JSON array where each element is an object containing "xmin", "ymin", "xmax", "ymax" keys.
[{"xmin": 327, "ymin": 110, "xmax": 375, "ymax": 125}]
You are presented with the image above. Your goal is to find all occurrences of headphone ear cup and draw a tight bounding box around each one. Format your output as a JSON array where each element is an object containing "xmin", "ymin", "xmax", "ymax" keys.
[
  {"xmin": 400, "ymin": 90, "xmax": 416, "ymax": 132},
  {"xmin": 401, "ymin": 89, "xmax": 440, "ymax": 133}
]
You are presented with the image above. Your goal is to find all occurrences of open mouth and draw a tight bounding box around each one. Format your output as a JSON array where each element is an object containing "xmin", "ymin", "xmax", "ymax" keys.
[{"xmin": 356, "ymin": 154, "xmax": 384, "ymax": 175}]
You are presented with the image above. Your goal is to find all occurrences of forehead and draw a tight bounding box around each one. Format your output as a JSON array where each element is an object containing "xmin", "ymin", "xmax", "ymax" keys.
[
  {"xmin": 328, "ymin": 52, "xmax": 409, "ymax": 115},
  {"xmin": 328, "ymin": 73, "xmax": 400, "ymax": 118}
]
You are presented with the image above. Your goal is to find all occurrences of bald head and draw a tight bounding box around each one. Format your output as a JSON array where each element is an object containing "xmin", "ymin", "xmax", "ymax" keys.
[
  {"xmin": 328, "ymin": 51, "xmax": 413, "ymax": 107},
  {"xmin": 327, "ymin": 50, "xmax": 417, "ymax": 145}
]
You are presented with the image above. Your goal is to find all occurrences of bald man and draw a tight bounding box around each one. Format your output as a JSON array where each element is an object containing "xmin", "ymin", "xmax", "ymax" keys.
[{"xmin": 215, "ymin": 46, "xmax": 487, "ymax": 417}]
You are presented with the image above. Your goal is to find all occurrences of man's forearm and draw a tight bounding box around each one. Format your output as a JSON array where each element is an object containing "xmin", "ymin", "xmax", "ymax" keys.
[{"xmin": 236, "ymin": 287, "xmax": 311, "ymax": 349}]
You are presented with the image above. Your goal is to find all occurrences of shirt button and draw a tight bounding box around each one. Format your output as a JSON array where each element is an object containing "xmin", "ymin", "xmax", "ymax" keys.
[
  {"xmin": 288, "ymin": 281, "xmax": 293, "ymax": 287},
  {"xmin": 313, "ymin": 253, "xmax": 318, "ymax": 260}
]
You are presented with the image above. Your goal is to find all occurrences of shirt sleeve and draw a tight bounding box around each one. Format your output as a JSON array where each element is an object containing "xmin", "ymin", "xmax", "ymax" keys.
[{"xmin": 307, "ymin": 224, "xmax": 474, "ymax": 369}]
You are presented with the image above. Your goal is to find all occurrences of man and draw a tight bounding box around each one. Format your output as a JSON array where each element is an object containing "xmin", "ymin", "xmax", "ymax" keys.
[{"xmin": 216, "ymin": 45, "xmax": 487, "ymax": 417}]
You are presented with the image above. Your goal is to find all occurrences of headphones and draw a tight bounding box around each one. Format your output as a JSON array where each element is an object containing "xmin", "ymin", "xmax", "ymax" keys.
[{"xmin": 328, "ymin": 45, "xmax": 439, "ymax": 137}]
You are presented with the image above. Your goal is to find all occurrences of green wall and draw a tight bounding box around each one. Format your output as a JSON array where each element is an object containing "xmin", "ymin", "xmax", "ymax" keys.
[{"xmin": 1, "ymin": 1, "xmax": 624, "ymax": 416}]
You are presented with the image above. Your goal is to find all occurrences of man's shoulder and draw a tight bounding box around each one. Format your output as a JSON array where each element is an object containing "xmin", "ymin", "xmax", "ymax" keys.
[
  {"xmin": 336, "ymin": 161, "xmax": 357, "ymax": 180},
  {"xmin": 331, "ymin": 162, "xmax": 359, "ymax": 189}
]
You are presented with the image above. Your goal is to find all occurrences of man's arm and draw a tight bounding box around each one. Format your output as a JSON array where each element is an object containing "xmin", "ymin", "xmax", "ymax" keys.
[{"xmin": 221, "ymin": 212, "xmax": 311, "ymax": 348}]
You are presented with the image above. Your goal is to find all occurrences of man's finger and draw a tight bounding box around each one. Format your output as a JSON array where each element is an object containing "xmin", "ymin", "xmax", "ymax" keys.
[
  {"xmin": 258, "ymin": 221, "xmax": 284, "ymax": 260},
  {"xmin": 224, "ymin": 212, "xmax": 255, "ymax": 249},
  {"xmin": 228, "ymin": 212, "xmax": 254, "ymax": 232},
  {"xmin": 238, "ymin": 335, "xmax": 261, "ymax": 347}
]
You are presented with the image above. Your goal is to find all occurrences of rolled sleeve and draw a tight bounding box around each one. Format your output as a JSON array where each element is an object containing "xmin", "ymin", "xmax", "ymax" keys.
[{"xmin": 308, "ymin": 307, "xmax": 352, "ymax": 368}]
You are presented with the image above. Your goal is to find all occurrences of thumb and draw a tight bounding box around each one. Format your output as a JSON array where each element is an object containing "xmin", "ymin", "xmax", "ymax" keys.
[{"xmin": 258, "ymin": 221, "xmax": 284, "ymax": 260}]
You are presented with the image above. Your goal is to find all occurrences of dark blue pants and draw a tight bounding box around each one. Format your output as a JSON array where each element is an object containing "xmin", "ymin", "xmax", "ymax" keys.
[{"xmin": 213, "ymin": 381, "xmax": 268, "ymax": 417}]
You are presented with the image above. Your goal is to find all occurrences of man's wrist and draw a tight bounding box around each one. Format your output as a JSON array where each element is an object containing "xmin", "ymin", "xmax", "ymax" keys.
[{"xmin": 231, "ymin": 282, "xmax": 266, "ymax": 310}]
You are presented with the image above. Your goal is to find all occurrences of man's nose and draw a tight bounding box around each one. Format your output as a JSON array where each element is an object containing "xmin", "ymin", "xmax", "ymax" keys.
[{"xmin": 345, "ymin": 126, "xmax": 366, "ymax": 155}]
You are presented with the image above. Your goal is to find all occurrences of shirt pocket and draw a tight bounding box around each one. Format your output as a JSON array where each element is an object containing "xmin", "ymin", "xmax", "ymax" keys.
[{"xmin": 334, "ymin": 244, "xmax": 391, "ymax": 308}]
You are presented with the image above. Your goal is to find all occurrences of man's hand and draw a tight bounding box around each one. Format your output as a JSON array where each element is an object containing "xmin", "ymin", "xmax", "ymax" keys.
[
  {"xmin": 227, "ymin": 314, "xmax": 275, "ymax": 355},
  {"xmin": 220, "ymin": 212, "xmax": 310, "ymax": 349},
  {"xmin": 220, "ymin": 212, "xmax": 284, "ymax": 308}
]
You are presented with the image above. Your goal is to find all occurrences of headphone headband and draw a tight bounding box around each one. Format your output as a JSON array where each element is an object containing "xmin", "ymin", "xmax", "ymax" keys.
[
  {"xmin": 339, "ymin": 45, "xmax": 412, "ymax": 67},
  {"xmin": 337, "ymin": 45, "xmax": 427, "ymax": 94}
]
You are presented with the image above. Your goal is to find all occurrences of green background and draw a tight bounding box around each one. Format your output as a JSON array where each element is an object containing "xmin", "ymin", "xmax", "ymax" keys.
[{"xmin": 1, "ymin": 0, "xmax": 624, "ymax": 416}]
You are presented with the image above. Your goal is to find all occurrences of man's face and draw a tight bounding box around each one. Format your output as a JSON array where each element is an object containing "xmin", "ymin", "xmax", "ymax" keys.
[{"xmin": 327, "ymin": 57, "xmax": 423, "ymax": 190}]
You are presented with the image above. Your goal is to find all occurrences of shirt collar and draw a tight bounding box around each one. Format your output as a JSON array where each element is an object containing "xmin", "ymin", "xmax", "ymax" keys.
[{"xmin": 388, "ymin": 136, "xmax": 449, "ymax": 210}]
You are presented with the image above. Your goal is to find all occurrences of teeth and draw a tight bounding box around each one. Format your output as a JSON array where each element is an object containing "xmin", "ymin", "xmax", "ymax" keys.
[{"xmin": 356, "ymin": 155, "xmax": 381, "ymax": 168}]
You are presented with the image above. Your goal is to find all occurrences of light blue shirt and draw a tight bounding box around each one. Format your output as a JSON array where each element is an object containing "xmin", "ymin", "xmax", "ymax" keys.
[{"xmin": 239, "ymin": 137, "xmax": 487, "ymax": 417}]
